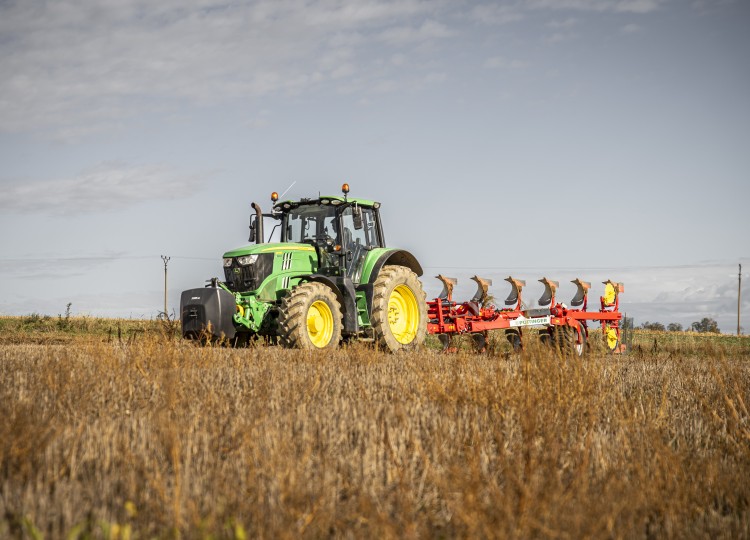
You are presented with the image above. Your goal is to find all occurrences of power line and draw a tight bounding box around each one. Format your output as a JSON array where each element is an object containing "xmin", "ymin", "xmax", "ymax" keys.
[
  {"xmin": 421, "ymin": 262, "xmax": 750, "ymax": 272},
  {"xmin": 0, "ymin": 255, "xmax": 217, "ymax": 262}
]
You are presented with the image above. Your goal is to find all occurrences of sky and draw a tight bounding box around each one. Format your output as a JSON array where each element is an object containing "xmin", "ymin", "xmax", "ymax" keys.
[{"xmin": 0, "ymin": 0, "xmax": 748, "ymax": 333}]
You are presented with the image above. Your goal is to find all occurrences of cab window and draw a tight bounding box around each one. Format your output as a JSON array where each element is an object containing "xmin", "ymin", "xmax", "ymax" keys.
[
  {"xmin": 340, "ymin": 206, "xmax": 381, "ymax": 249},
  {"xmin": 284, "ymin": 205, "xmax": 336, "ymax": 243}
]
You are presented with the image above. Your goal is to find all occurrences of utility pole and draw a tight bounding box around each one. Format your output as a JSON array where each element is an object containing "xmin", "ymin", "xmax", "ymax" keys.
[
  {"xmin": 739, "ymin": 263, "xmax": 743, "ymax": 336},
  {"xmin": 161, "ymin": 255, "xmax": 171, "ymax": 316}
]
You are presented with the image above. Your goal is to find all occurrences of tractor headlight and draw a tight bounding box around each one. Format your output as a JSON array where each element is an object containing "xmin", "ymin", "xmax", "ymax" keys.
[
  {"xmin": 237, "ymin": 254, "xmax": 258, "ymax": 266},
  {"xmin": 223, "ymin": 258, "xmax": 233, "ymax": 267}
]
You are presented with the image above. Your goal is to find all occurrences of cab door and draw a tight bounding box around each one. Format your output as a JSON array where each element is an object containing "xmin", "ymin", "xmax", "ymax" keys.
[{"xmin": 340, "ymin": 206, "xmax": 380, "ymax": 283}]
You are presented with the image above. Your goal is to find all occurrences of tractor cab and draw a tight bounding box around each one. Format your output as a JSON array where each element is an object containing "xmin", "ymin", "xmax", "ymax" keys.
[{"xmin": 264, "ymin": 184, "xmax": 385, "ymax": 284}]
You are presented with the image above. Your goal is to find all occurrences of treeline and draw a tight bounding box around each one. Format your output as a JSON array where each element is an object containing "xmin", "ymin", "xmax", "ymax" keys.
[{"xmin": 623, "ymin": 317, "xmax": 721, "ymax": 333}]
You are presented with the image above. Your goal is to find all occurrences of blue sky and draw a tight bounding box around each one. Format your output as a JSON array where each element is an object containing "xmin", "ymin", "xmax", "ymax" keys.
[{"xmin": 0, "ymin": 0, "xmax": 748, "ymax": 332}]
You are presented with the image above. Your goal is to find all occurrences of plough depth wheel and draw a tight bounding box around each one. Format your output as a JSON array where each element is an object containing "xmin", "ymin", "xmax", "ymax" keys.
[
  {"xmin": 603, "ymin": 323, "xmax": 620, "ymax": 352},
  {"xmin": 550, "ymin": 325, "xmax": 586, "ymax": 357}
]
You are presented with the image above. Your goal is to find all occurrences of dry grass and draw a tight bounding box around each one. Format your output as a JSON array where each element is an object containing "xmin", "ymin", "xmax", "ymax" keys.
[{"xmin": 0, "ymin": 322, "xmax": 749, "ymax": 538}]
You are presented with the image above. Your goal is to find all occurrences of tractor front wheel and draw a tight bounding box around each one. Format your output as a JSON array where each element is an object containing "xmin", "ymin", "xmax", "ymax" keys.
[
  {"xmin": 278, "ymin": 282, "xmax": 342, "ymax": 349},
  {"xmin": 371, "ymin": 265, "xmax": 427, "ymax": 352}
]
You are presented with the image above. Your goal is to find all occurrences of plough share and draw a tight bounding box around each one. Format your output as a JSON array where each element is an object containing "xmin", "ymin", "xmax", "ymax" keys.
[{"xmin": 427, "ymin": 275, "xmax": 624, "ymax": 355}]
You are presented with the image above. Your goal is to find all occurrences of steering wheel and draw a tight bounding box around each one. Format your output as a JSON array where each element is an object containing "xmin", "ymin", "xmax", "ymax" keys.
[
  {"xmin": 303, "ymin": 236, "xmax": 335, "ymax": 251},
  {"xmin": 318, "ymin": 234, "xmax": 335, "ymax": 250}
]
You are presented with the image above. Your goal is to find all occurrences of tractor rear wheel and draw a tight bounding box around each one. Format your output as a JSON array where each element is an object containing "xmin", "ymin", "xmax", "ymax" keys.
[
  {"xmin": 278, "ymin": 282, "xmax": 342, "ymax": 349},
  {"xmin": 371, "ymin": 265, "xmax": 427, "ymax": 352}
]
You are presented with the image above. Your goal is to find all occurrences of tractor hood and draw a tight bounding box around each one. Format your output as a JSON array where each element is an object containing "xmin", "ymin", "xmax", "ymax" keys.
[
  {"xmin": 222, "ymin": 242, "xmax": 319, "ymax": 298},
  {"xmin": 223, "ymin": 242, "xmax": 316, "ymax": 258}
]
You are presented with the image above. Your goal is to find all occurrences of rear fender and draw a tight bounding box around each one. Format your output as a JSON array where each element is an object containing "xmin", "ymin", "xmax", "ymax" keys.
[
  {"xmin": 358, "ymin": 249, "xmax": 423, "ymax": 318},
  {"xmin": 362, "ymin": 249, "xmax": 423, "ymax": 283}
]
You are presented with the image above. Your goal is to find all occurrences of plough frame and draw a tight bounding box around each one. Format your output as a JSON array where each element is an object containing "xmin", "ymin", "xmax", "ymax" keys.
[{"xmin": 427, "ymin": 275, "xmax": 625, "ymax": 354}]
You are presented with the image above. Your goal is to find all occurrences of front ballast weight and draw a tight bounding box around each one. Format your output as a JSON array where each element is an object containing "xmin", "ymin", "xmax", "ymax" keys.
[
  {"xmin": 427, "ymin": 275, "xmax": 625, "ymax": 355},
  {"xmin": 180, "ymin": 283, "xmax": 238, "ymax": 342}
]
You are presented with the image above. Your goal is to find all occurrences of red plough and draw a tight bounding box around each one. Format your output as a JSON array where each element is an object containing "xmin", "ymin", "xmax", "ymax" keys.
[{"xmin": 427, "ymin": 275, "xmax": 625, "ymax": 355}]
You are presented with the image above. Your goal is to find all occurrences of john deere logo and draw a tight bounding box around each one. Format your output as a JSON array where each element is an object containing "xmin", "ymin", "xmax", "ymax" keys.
[{"xmin": 234, "ymin": 268, "xmax": 241, "ymax": 274}]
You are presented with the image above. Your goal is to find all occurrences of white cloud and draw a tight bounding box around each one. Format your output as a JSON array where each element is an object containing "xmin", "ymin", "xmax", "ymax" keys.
[
  {"xmin": 0, "ymin": 0, "xmax": 677, "ymax": 137},
  {"xmin": 621, "ymin": 22, "xmax": 643, "ymax": 33},
  {"xmin": 484, "ymin": 56, "xmax": 527, "ymax": 69},
  {"xmin": 469, "ymin": 4, "xmax": 525, "ymax": 25},
  {"xmin": 0, "ymin": 162, "xmax": 210, "ymax": 215},
  {"xmin": 545, "ymin": 32, "xmax": 579, "ymax": 43},
  {"xmin": 0, "ymin": 288, "xmax": 167, "ymax": 319},
  {"xmin": 0, "ymin": 0, "xmax": 451, "ymax": 136},
  {"xmin": 391, "ymin": 53, "xmax": 408, "ymax": 66},
  {"xmin": 378, "ymin": 19, "xmax": 455, "ymax": 45},
  {"xmin": 525, "ymin": 0, "xmax": 664, "ymax": 13},
  {"xmin": 0, "ymin": 254, "xmax": 128, "ymax": 279},
  {"xmin": 614, "ymin": 0, "xmax": 663, "ymax": 13},
  {"xmin": 546, "ymin": 17, "xmax": 579, "ymax": 28}
]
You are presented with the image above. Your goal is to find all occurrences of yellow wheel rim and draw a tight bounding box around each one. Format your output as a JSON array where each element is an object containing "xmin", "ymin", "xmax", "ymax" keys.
[
  {"xmin": 388, "ymin": 284, "xmax": 419, "ymax": 345},
  {"xmin": 307, "ymin": 300, "xmax": 334, "ymax": 348},
  {"xmin": 604, "ymin": 325, "xmax": 619, "ymax": 350}
]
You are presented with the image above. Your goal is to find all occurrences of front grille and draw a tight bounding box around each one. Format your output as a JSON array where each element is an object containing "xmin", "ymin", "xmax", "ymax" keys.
[{"xmin": 224, "ymin": 253, "xmax": 274, "ymax": 292}]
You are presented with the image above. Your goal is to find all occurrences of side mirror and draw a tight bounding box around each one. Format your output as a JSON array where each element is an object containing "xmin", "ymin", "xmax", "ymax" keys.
[{"xmin": 353, "ymin": 206, "xmax": 363, "ymax": 230}]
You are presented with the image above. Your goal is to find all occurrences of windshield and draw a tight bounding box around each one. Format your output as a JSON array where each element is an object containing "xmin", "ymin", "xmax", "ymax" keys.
[{"xmin": 283, "ymin": 204, "xmax": 337, "ymax": 243}]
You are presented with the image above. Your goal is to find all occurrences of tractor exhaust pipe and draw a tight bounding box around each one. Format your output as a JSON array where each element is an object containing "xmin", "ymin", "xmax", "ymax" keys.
[{"xmin": 250, "ymin": 202, "xmax": 264, "ymax": 244}]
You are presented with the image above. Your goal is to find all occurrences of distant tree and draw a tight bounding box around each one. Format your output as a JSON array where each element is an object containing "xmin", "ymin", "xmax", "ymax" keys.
[
  {"xmin": 690, "ymin": 317, "xmax": 720, "ymax": 333},
  {"xmin": 641, "ymin": 321, "xmax": 666, "ymax": 331},
  {"xmin": 667, "ymin": 322, "xmax": 683, "ymax": 332}
]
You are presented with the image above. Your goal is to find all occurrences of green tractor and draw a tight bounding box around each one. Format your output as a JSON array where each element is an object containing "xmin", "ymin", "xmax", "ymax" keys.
[{"xmin": 180, "ymin": 184, "xmax": 427, "ymax": 351}]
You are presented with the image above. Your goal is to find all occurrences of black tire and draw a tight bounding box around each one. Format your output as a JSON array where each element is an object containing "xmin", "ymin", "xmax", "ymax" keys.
[
  {"xmin": 437, "ymin": 334, "xmax": 451, "ymax": 352},
  {"xmin": 552, "ymin": 323, "xmax": 586, "ymax": 357},
  {"xmin": 371, "ymin": 265, "xmax": 427, "ymax": 352},
  {"xmin": 505, "ymin": 329, "xmax": 522, "ymax": 351},
  {"xmin": 471, "ymin": 332, "xmax": 487, "ymax": 353},
  {"xmin": 574, "ymin": 323, "xmax": 587, "ymax": 357},
  {"xmin": 277, "ymin": 282, "xmax": 342, "ymax": 349}
]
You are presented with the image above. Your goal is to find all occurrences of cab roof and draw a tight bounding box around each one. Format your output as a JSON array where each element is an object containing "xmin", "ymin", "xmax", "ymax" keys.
[{"xmin": 273, "ymin": 195, "xmax": 380, "ymax": 212}]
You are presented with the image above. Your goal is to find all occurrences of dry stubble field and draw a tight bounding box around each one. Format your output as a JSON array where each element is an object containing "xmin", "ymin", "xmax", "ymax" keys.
[{"xmin": 1, "ymin": 317, "xmax": 749, "ymax": 538}]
